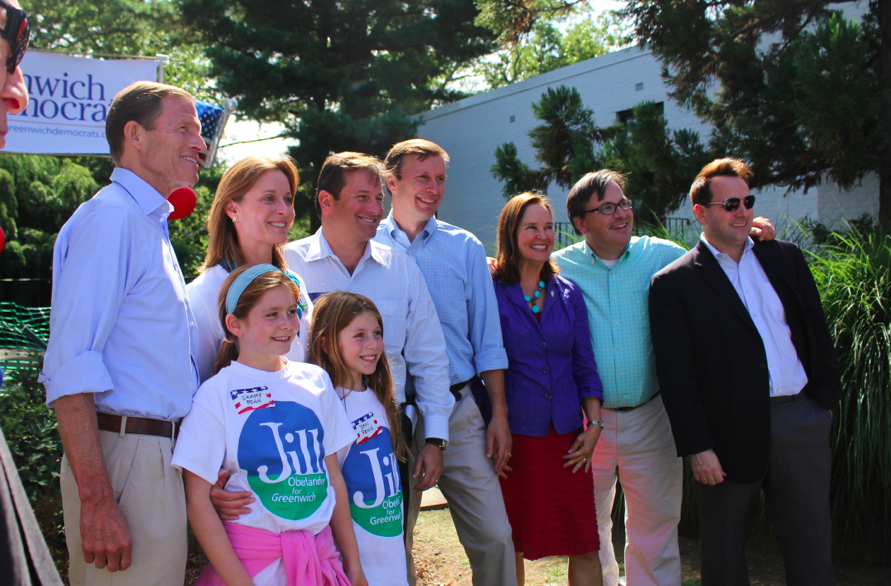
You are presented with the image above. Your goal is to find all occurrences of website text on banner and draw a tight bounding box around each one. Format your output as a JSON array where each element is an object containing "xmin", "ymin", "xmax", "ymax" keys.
[{"xmin": 6, "ymin": 51, "xmax": 157, "ymax": 155}]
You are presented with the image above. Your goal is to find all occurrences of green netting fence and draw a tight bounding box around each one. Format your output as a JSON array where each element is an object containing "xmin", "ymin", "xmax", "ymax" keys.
[{"xmin": 0, "ymin": 302, "xmax": 49, "ymax": 372}]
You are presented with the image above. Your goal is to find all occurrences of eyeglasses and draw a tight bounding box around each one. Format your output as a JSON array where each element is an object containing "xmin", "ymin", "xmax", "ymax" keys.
[
  {"xmin": 0, "ymin": 0, "xmax": 29, "ymax": 74},
  {"xmin": 580, "ymin": 198, "xmax": 633, "ymax": 216},
  {"xmin": 704, "ymin": 195, "xmax": 756, "ymax": 212}
]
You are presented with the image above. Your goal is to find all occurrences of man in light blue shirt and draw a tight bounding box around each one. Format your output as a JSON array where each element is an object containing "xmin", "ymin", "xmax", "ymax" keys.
[
  {"xmin": 40, "ymin": 81, "xmax": 205, "ymax": 586},
  {"xmin": 377, "ymin": 139, "xmax": 514, "ymax": 586}
]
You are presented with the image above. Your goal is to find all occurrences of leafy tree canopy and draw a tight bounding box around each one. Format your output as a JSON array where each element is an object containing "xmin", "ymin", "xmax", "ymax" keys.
[
  {"xmin": 180, "ymin": 0, "xmax": 497, "ymax": 228},
  {"xmin": 491, "ymin": 86, "xmax": 713, "ymax": 217},
  {"xmin": 492, "ymin": 85, "xmax": 601, "ymax": 198},
  {"xmin": 622, "ymin": 0, "xmax": 891, "ymax": 225},
  {"xmin": 474, "ymin": 9, "xmax": 628, "ymax": 89},
  {"xmin": 29, "ymin": 0, "xmax": 213, "ymax": 100},
  {"xmin": 478, "ymin": 0, "xmax": 890, "ymax": 226}
]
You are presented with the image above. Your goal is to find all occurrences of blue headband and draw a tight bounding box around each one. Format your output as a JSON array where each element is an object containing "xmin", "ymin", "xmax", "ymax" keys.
[{"xmin": 225, "ymin": 263, "xmax": 305, "ymax": 317}]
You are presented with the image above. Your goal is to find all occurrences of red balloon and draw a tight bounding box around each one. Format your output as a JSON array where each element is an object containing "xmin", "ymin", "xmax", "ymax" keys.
[
  {"xmin": 168, "ymin": 187, "xmax": 197, "ymax": 220},
  {"xmin": 0, "ymin": 225, "xmax": 5, "ymax": 254}
]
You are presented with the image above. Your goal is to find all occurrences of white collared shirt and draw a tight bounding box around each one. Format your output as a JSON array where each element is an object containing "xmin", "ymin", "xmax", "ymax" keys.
[
  {"xmin": 284, "ymin": 229, "xmax": 453, "ymax": 440},
  {"xmin": 700, "ymin": 235, "xmax": 808, "ymax": 397}
]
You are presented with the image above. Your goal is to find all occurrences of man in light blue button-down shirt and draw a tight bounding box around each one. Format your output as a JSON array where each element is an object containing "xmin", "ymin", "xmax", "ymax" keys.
[
  {"xmin": 553, "ymin": 171, "xmax": 774, "ymax": 586},
  {"xmin": 377, "ymin": 139, "xmax": 514, "ymax": 586},
  {"xmin": 40, "ymin": 82, "xmax": 205, "ymax": 586}
]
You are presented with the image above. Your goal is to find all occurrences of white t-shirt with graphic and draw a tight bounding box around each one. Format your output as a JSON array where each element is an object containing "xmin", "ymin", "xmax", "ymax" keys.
[
  {"xmin": 335, "ymin": 387, "xmax": 408, "ymax": 586},
  {"xmin": 173, "ymin": 360, "xmax": 354, "ymax": 537}
]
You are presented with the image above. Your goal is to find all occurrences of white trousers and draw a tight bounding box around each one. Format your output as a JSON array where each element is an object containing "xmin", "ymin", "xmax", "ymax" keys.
[
  {"xmin": 591, "ymin": 394, "xmax": 683, "ymax": 586},
  {"xmin": 61, "ymin": 430, "xmax": 187, "ymax": 586}
]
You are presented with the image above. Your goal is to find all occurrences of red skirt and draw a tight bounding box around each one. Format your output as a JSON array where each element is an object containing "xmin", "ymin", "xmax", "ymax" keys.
[{"xmin": 500, "ymin": 425, "xmax": 599, "ymax": 560}]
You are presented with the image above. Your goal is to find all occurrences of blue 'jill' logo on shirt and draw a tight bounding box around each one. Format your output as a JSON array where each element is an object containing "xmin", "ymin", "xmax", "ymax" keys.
[{"xmin": 237, "ymin": 401, "xmax": 328, "ymax": 520}]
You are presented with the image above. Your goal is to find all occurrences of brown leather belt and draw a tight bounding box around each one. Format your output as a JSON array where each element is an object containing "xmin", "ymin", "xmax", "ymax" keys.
[{"xmin": 96, "ymin": 412, "xmax": 178, "ymax": 439}]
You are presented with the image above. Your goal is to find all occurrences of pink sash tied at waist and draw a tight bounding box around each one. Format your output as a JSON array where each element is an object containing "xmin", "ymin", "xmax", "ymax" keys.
[{"xmin": 196, "ymin": 522, "xmax": 351, "ymax": 586}]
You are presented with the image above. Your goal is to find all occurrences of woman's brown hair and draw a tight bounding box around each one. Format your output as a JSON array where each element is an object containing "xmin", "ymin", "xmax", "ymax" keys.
[
  {"xmin": 307, "ymin": 291, "xmax": 409, "ymax": 462},
  {"xmin": 202, "ymin": 155, "xmax": 299, "ymax": 272},
  {"xmin": 495, "ymin": 192, "xmax": 559, "ymax": 285}
]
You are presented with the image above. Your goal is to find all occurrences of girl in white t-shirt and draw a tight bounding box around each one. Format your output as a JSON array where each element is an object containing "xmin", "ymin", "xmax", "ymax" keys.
[
  {"xmin": 172, "ymin": 265, "xmax": 367, "ymax": 586},
  {"xmin": 307, "ymin": 291, "xmax": 411, "ymax": 586}
]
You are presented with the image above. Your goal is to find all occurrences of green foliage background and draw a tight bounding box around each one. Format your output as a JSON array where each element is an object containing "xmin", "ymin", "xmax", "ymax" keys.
[{"xmin": 0, "ymin": 356, "xmax": 66, "ymax": 575}]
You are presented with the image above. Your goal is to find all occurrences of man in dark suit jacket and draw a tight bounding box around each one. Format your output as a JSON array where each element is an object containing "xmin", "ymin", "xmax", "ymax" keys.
[{"xmin": 649, "ymin": 158, "xmax": 842, "ymax": 586}]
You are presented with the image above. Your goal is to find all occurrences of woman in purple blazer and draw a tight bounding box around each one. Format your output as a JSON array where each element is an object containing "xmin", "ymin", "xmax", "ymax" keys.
[{"xmin": 493, "ymin": 192, "xmax": 605, "ymax": 586}]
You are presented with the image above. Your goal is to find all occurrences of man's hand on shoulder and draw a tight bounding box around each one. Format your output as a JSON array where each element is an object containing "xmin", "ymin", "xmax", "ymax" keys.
[
  {"xmin": 691, "ymin": 449, "xmax": 727, "ymax": 485},
  {"xmin": 412, "ymin": 443, "xmax": 444, "ymax": 492},
  {"xmin": 79, "ymin": 494, "xmax": 132, "ymax": 571},
  {"xmin": 210, "ymin": 469, "xmax": 254, "ymax": 521},
  {"xmin": 751, "ymin": 217, "xmax": 776, "ymax": 242}
]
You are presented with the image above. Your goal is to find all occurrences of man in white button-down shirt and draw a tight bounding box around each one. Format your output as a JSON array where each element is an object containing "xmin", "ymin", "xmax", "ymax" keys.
[
  {"xmin": 649, "ymin": 158, "xmax": 842, "ymax": 586},
  {"xmin": 284, "ymin": 152, "xmax": 452, "ymax": 503}
]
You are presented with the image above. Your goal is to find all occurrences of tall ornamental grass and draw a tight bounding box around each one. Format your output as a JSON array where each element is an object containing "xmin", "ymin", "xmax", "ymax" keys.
[{"xmin": 808, "ymin": 229, "xmax": 891, "ymax": 561}]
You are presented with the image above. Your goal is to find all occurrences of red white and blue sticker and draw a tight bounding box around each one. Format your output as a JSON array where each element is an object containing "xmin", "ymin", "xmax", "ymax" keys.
[
  {"xmin": 351, "ymin": 412, "xmax": 383, "ymax": 445},
  {"xmin": 230, "ymin": 386, "xmax": 275, "ymax": 414}
]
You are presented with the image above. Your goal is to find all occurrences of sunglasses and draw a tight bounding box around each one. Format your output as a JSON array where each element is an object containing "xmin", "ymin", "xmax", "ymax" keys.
[
  {"xmin": 704, "ymin": 195, "xmax": 756, "ymax": 212},
  {"xmin": 580, "ymin": 198, "xmax": 633, "ymax": 216},
  {"xmin": 0, "ymin": 0, "xmax": 29, "ymax": 74}
]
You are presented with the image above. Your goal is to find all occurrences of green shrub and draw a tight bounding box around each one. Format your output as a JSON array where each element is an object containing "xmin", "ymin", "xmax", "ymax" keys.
[
  {"xmin": 0, "ymin": 354, "xmax": 67, "ymax": 575},
  {"xmin": 807, "ymin": 229, "xmax": 891, "ymax": 562}
]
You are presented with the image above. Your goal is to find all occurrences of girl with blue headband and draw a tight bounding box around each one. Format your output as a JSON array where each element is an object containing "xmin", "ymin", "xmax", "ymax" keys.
[{"xmin": 172, "ymin": 264, "xmax": 367, "ymax": 586}]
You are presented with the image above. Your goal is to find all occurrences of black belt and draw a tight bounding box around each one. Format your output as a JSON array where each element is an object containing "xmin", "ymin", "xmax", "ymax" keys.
[
  {"xmin": 97, "ymin": 412, "xmax": 178, "ymax": 439},
  {"xmin": 769, "ymin": 391, "xmax": 805, "ymax": 405},
  {"xmin": 611, "ymin": 390, "xmax": 661, "ymax": 412},
  {"xmin": 449, "ymin": 380, "xmax": 471, "ymax": 401}
]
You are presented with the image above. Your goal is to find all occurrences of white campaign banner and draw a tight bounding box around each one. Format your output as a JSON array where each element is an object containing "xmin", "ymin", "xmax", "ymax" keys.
[{"xmin": 6, "ymin": 52, "xmax": 158, "ymax": 155}]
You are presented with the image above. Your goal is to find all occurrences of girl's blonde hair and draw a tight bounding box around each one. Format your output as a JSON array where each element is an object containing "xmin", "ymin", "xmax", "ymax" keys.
[
  {"xmin": 213, "ymin": 265, "xmax": 301, "ymax": 375},
  {"xmin": 308, "ymin": 291, "xmax": 409, "ymax": 462}
]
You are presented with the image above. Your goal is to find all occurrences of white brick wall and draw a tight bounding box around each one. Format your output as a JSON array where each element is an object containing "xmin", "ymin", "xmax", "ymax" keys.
[
  {"xmin": 418, "ymin": 8, "xmax": 878, "ymax": 249},
  {"xmin": 419, "ymin": 46, "xmax": 716, "ymax": 250}
]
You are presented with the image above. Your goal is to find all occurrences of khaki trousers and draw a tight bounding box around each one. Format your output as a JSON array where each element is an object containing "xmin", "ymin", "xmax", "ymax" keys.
[
  {"xmin": 61, "ymin": 430, "xmax": 187, "ymax": 586},
  {"xmin": 405, "ymin": 386, "xmax": 516, "ymax": 586},
  {"xmin": 591, "ymin": 394, "xmax": 683, "ymax": 586}
]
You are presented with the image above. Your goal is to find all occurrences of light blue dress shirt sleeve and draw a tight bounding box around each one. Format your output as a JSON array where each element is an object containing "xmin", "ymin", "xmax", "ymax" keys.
[
  {"xmin": 400, "ymin": 255, "xmax": 454, "ymax": 440},
  {"xmin": 40, "ymin": 169, "xmax": 198, "ymax": 420},
  {"xmin": 41, "ymin": 203, "xmax": 128, "ymax": 402},
  {"xmin": 465, "ymin": 234, "xmax": 509, "ymax": 376},
  {"xmin": 376, "ymin": 216, "xmax": 507, "ymax": 384}
]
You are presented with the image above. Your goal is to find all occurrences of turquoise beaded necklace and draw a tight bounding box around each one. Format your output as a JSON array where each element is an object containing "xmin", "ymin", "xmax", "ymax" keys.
[{"xmin": 524, "ymin": 280, "xmax": 545, "ymax": 314}]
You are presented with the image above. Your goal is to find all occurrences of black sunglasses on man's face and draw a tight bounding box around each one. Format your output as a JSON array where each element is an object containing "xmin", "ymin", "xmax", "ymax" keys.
[
  {"xmin": 0, "ymin": 0, "xmax": 29, "ymax": 74},
  {"xmin": 704, "ymin": 195, "xmax": 756, "ymax": 212}
]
